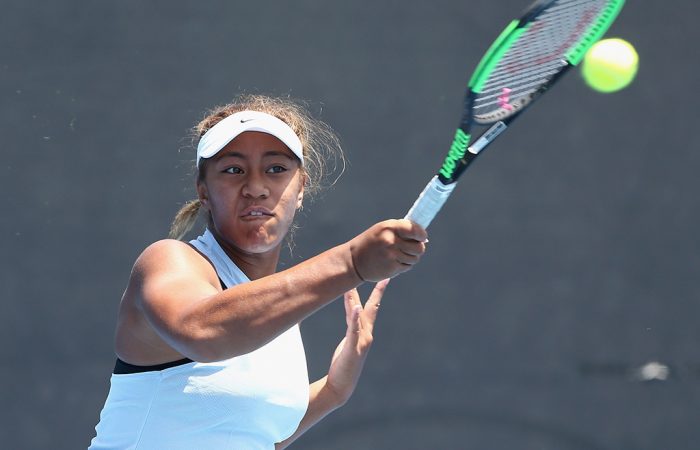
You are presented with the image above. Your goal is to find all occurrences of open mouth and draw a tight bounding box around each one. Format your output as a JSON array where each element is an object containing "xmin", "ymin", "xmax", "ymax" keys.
[{"xmin": 241, "ymin": 207, "xmax": 274, "ymax": 218}]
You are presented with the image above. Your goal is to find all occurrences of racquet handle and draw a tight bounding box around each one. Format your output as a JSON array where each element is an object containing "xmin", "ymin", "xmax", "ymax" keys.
[{"xmin": 404, "ymin": 175, "xmax": 457, "ymax": 229}]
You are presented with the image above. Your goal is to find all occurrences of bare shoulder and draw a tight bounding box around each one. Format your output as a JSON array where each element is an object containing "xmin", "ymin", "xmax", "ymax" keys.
[
  {"xmin": 131, "ymin": 239, "xmax": 217, "ymax": 285},
  {"xmin": 126, "ymin": 238, "xmax": 222, "ymax": 309},
  {"xmin": 116, "ymin": 239, "xmax": 219, "ymax": 364}
]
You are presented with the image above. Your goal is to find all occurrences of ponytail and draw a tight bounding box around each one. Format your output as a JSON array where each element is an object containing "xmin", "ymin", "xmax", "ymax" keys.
[{"xmin": 168, "ymin": 199, "xmax": 202, "ymax": 240}]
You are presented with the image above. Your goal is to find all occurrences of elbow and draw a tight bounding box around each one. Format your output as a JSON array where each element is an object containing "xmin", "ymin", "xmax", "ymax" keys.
[
  {"xmin": 176, "ymin": 321, "xmax": 230, "ymax": 363},
  {"xmin": 184, "ymin": 344, "xmax": 224, "ymax": 364},
  {"xmin": 178, "ymin": 335, "xmax": 237, "ymax": 363},
  {"xmin": 170, "ymin": 313, "xmax": 224, "ymax": 362},
  {"xmin": 174, "ymin": 316, "xmax": 258, "ymax": 363},
  {"xmin": 186, "ymin": 339, "xmax": 259, "ymax": 363}
]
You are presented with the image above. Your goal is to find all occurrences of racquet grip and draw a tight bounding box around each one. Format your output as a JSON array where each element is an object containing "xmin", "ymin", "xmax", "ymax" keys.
[{"xmin": 404, "ymin": 175, "xmax": 457, "ymax": 229}]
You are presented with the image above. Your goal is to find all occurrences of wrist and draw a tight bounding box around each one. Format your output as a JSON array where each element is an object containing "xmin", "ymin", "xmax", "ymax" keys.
[
  {"xmin": 346, "ymin": 240, "xmax": 367, "ymax": 283},
  {"xmin": 319, "ymin": 376, "xmax": 351, "ymax": 409},
  {"xmin": 336, "ymin": 240, "xmax": 365, "ymax": 285}
]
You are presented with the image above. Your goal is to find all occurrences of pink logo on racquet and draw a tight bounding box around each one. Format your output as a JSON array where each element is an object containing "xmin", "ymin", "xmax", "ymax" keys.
[{"xmin": 498, "ymin": 88, "xmax": 514, "ymax": 111}]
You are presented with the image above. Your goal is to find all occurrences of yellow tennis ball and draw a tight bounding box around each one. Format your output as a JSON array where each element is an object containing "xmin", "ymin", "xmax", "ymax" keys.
[{"xmin": 581, "ymin": 38, "xmax": 639, "ymax": 93}]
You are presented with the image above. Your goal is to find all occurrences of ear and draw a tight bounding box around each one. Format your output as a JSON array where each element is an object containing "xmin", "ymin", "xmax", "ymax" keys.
[
  {"xmin": 296, "ymin": 174, "xmax": 305, "ymax": 209},
  {"xmin": 196, "ymin": 179, "xmax": 210, "ymax": 208}
]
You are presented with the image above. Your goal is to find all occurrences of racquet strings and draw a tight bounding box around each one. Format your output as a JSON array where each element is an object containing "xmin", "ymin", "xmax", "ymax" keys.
[{"xmin": 474, "ymin": 0, "xmax": 611, "ymax": 120}]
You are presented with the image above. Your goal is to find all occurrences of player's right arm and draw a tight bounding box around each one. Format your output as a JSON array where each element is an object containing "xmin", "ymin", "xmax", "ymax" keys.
[{"xmin": 115, "ymin": 219, "xmax": 427, "ymax": 365}]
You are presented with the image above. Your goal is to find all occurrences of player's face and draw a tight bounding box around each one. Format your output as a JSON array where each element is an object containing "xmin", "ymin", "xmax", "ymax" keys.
[{"xmin": 198, "ymin": 131, "xmax": 304, "ymax": 256}]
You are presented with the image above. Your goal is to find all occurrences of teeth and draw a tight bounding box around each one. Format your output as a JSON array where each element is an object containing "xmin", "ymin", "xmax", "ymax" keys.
[{"xmin": 250, "ymin": 211, "xmax": 263, "ymax": 216}]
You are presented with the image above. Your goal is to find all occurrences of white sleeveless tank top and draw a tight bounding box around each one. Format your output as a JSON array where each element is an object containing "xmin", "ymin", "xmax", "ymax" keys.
[{"xmin": 89, "ymin": 229, "xmax": 309, "ymax": 449}]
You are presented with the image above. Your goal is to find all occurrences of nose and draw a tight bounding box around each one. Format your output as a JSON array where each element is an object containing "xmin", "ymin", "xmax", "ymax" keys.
[{"xmin": 242, "ymin": 172, "xmax": 269, "ymax": 199}]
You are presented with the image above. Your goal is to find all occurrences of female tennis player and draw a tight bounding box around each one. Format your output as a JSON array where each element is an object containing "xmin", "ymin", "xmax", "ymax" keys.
[{"xmin": 89, "ymin": 95, "xmax": 428, "ymax": 449}]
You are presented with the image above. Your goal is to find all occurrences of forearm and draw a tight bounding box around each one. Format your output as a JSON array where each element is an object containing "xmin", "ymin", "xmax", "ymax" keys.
[
  {"xmin": 178, "ymin": 243, "xmax": 362, "ymax": 361},
  {"xmin": 275, "ymin": 280, "xmax": 390, "ymax": 448},
  {"xmin": 275, "ymin": 376, "xmax": 344, "ymax": 450}
]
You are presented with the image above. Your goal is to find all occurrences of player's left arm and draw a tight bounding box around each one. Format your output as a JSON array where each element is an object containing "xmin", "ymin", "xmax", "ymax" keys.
[
  {"xmin": 274, "ymin": 377, "xmax": 341, "ymax": 450},
  {"xmin": 276, "ymin": 280, "xmax": 389, "ymax": 449}
]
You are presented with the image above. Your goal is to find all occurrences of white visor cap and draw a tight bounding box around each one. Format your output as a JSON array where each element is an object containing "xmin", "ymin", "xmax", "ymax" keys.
[{"xmin": 196, "ymin": 110, "xmax": 303, "ymax": 167}]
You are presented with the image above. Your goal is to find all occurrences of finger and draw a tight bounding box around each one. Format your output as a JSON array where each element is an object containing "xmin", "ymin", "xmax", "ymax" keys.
[
  {"xmin": 395, "ymin": 219, "xmax": 428, "ymax": 243},
  {"xmin": 398, "ymin": 240, "xmax": 426, "ymax": 257},
  {"xmin": 363, "ymin": 279, "xmax": 389, "ymax": 332},
  {"xmin": 395, "ymin": 252, "xmax": 420, "ymax": 266},
  {"xmin": 346, "ymin": 304, "xmax": 363, "ymax": 344},
  {"xmin": 344, "ymin": 289, "xmax": 360, "ymax": 327},
  {"xmin": 389, "ymin": 262, "xmax": 413, "ymax": 278},
  {"xmin": 345, "ymin": 288, "xmax": 361, "ymax": 307}
]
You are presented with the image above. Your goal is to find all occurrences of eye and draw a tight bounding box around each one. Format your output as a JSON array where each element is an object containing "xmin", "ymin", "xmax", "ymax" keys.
[
  {"xmin": 223, "ymin": 166, "xmax": 244, "ymax": 174},
  {"xmin": 266, "ymin": 165, "xmax": 287, "ymax": 174}
]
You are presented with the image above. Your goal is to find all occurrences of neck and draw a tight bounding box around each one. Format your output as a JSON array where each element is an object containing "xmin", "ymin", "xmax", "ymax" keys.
[{"xmin": 208, "ymin": 227, "xmax": 282, "ymax": 280}]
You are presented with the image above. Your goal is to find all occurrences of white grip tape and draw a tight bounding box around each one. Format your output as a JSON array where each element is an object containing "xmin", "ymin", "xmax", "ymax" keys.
[{"xmin": 404, "ymin": 176, "xmax": 457, "ymax": 229}]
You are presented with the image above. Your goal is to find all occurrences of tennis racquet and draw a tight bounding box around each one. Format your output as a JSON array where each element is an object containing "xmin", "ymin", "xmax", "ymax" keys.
[{"xmin": 405, "ymin": 0, "xmax": 625, "ymax": 228}]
